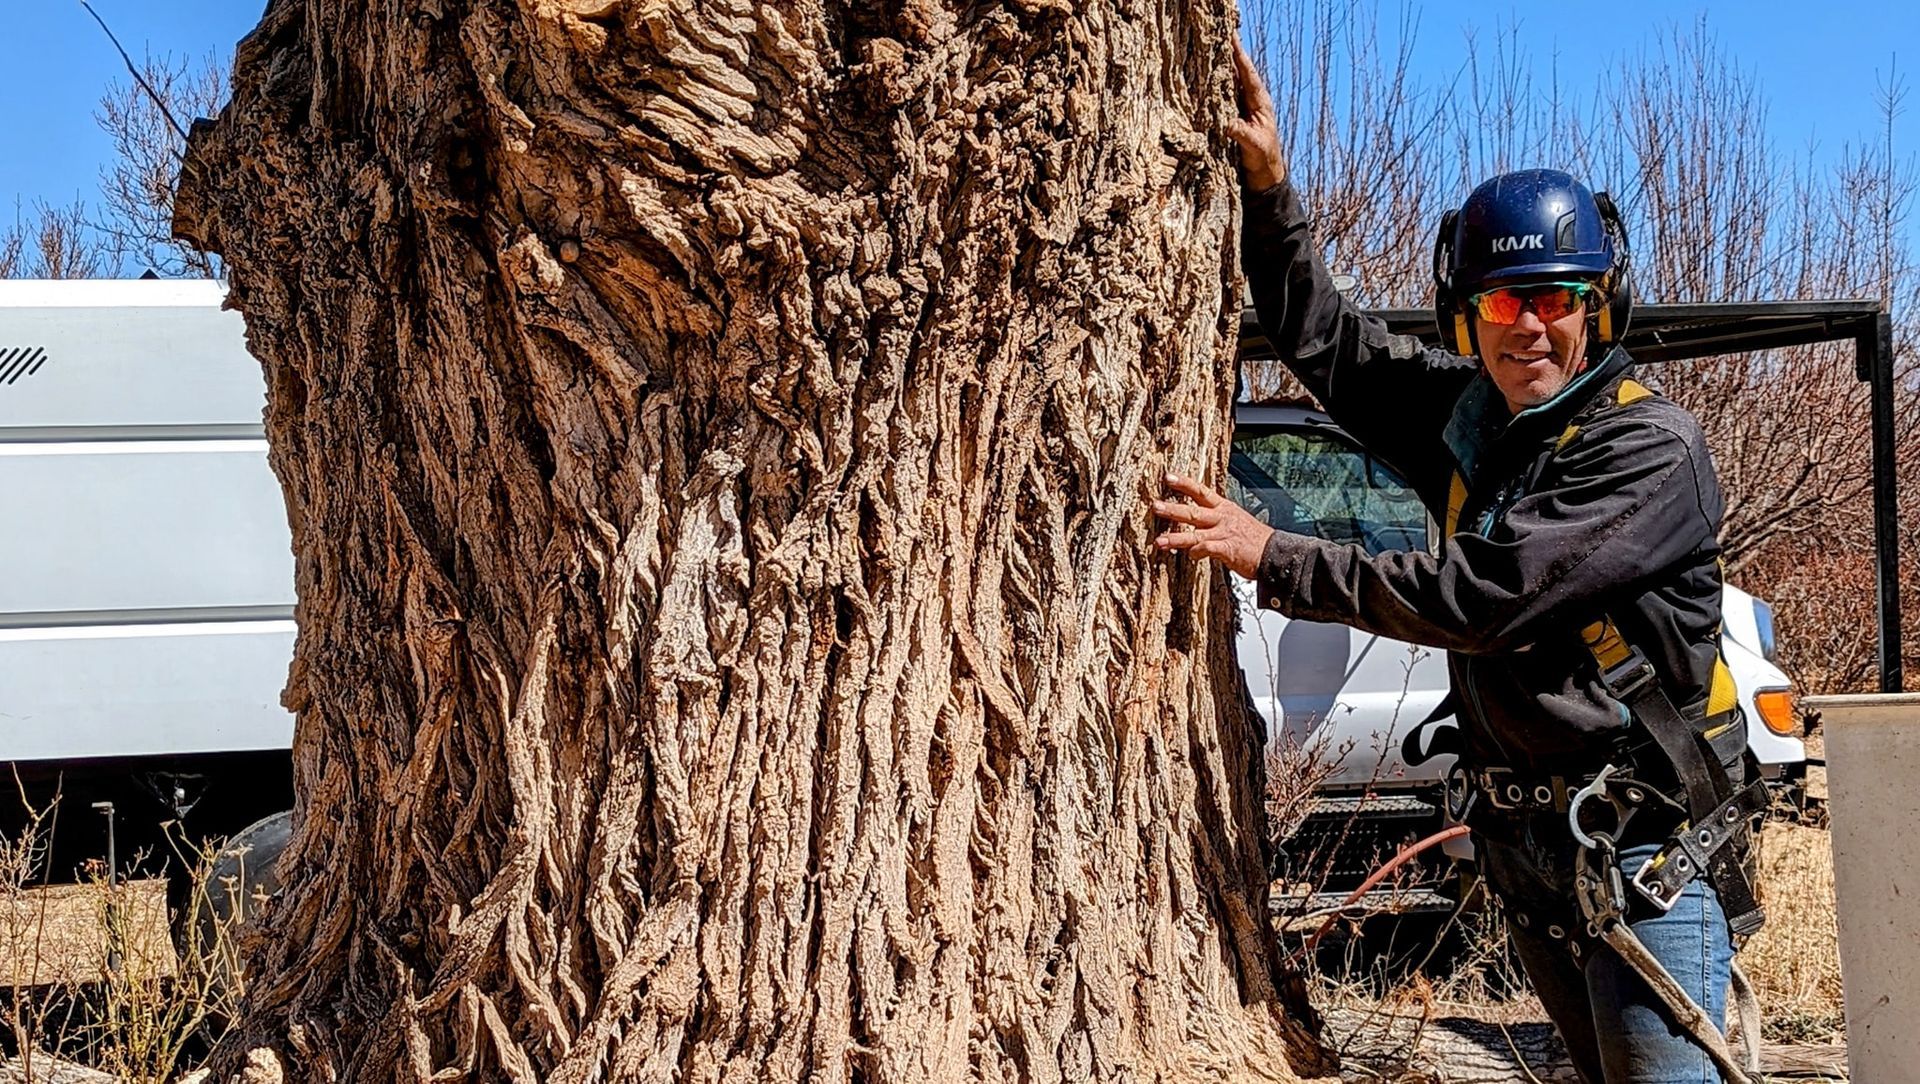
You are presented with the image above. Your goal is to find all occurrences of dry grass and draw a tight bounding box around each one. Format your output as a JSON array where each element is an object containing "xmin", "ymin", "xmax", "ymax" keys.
[
  {"xmin": 1740, "ymin": 821, "xmax": 1846, "ymax": 1043},
  {"xmin": 1, "ymin": 787, "xmax": 254, "ymax": 1084}
]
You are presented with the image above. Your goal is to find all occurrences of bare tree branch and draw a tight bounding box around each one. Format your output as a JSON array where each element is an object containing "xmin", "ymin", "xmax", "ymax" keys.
[{"xmin": 80, "ymin": 2, "xmax": 190, "ymax": 144}]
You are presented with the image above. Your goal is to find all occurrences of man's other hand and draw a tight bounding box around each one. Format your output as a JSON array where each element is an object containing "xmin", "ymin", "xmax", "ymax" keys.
[
  {"xmin": 1226, "ymin": 41, "xmax": 1286, "ymax": 191},
  {"xmin": 1151, "ymin": 473, "xmax": 1276, "ymax": 580}
]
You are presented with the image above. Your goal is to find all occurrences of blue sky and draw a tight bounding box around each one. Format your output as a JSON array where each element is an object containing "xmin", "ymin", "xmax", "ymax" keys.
[
  {"xmin": 1, "ymin": 1, "xmax": 1912, "ymax": 257},
  {"xmin": 1, "ymin": 1, "xmax": 259, "ymax": 217},
  {"xmin": 1381, "ymin": 1, "xmax": 1913, "ymax": 163}
]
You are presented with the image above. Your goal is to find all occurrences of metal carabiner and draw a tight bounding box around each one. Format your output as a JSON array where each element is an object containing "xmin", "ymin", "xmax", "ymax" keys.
[
  {"xmin": 1567, "ymin": 764, "xmax": 1625, "ymax": 851},
  {"xmin": 1574, "ymin": 834, "xmax": 1628, "ymax": 931}
]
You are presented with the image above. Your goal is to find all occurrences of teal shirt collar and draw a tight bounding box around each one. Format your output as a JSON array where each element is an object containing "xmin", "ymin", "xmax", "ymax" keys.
[{"xmin": 1442, "ymin": 346, "xmax": 1630, "ymax": 484}]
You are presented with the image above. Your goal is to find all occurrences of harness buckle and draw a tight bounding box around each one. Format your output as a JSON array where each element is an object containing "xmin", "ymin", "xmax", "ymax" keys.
[
  {"xmin": 1632, "ymin": 853, "xmax": 1683, "ymax": 913},
  {"xmin": 1473, "ymin": 767, "xmax": 1525, "ymax": 810},
  {"xmin": 1601, "ymin": 652, "xmax": 1658, "ymax": 702}
]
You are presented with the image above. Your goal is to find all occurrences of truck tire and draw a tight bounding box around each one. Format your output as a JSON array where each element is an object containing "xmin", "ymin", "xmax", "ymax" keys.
[{"xmin": 184, "ymin": 809, "xmax": 292, "ymax": 987}]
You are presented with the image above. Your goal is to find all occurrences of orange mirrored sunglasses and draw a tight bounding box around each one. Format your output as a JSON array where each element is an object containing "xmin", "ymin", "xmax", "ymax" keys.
[{"xmin": 1469, "ymin": 281, "xmax": 1598, "ymax": 325}]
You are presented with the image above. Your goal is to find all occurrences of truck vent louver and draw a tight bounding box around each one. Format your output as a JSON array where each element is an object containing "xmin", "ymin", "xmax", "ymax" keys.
[{"xmin": 0, "ymin": 346, "xmax": 48, "ymax": 386}]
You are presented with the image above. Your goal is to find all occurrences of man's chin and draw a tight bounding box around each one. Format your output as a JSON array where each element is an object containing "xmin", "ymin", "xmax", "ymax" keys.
[{"xmin": 1506, "ymin": 381, "xmax": 1567, "ymax": 411}]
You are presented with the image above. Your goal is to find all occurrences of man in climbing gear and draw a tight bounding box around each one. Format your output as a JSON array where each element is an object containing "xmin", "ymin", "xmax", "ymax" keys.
[{"xmin": 1149, "ymin": 43, "xmax": 1769, "ymax": 1084}]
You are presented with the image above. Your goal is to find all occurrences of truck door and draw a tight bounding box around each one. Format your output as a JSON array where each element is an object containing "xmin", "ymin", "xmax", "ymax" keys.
[{"xmin": 1227, "ymin": 414, "xmax": 1455, "ymax": 790}]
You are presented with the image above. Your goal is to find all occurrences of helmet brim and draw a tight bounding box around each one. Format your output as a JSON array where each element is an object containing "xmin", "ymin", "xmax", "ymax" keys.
[{"xmin": 1464, "ymin": 259, "xmax": 1609, "ymax": 295}]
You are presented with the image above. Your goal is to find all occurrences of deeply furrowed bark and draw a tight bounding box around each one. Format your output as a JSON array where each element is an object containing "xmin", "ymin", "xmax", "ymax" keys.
[{"xmin": 176, "ymin": 1, "xmax": 1328, "ymax": 1080}]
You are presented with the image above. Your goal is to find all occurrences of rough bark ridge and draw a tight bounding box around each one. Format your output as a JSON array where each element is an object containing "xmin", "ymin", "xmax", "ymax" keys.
[{"xmin": 176, "ymin": 1, "xmax": 1326, "ymax": 1080}]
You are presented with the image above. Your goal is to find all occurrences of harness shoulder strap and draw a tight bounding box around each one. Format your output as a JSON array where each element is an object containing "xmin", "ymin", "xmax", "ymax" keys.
[
  {"xmin": 1444, "ymin": 471, "xmax": 1468, "ymax": 536},
  {"xmin": 1585, "ymin": 623, "xmax": 1767, "ymax": 935},
  {"xmin": 1615, "ymin": 377, "xmax": 1655, "ymax": 405},
  {"xmin": 1575, "ymin": 378, "xmax": 1767, "ymax": 935}
]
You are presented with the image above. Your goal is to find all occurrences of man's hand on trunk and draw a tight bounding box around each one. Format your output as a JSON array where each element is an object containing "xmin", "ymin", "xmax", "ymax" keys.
[
  {"xmin": 1226, "ymin": 41, "xmax": 1286, "ymax": 191},
  {"xmin": 1151, "ymin": 474, "xmax": 1276, "ymax": 580}
]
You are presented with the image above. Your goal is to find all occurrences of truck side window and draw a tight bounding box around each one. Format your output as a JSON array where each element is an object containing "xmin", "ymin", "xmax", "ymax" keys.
[{"xmin": 1228, "ymin": 427, "xmax": 1429, "ymax": 557}]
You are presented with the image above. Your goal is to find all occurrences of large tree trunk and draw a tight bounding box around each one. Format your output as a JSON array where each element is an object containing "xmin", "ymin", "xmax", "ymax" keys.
[{"xmin": 175, "ymin": 1, "xmax": 1327, "ymax": 1080}]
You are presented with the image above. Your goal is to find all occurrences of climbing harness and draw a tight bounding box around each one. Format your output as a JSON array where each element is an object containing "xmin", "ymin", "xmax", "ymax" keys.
[
  {"xmin": 1580, "ymin": 613, "xmax": 1772, "ymax": 937},
  {"xmin": 1448, "ymin": 610, "xmax": 1773, "ymax": 1081},
  {"xmin": 1561, "ymin": 766, "xmax": 1763, "ymax": 1084},
  {"xmin": 1438, "ymin": 624, "xmax": 1772, "ymax": 1082}
]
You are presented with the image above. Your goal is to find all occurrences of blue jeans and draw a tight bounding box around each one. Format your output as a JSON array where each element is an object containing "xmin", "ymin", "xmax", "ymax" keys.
[{"xmin": 1483, "ymin": 832, "xmax": 1733, "ymax": 1084}]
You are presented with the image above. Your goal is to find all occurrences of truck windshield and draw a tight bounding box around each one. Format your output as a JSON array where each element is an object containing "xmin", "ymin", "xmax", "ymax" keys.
[{"xmin": 1229, "ymin": 426, "xmax": 1428, "ymax": 557}]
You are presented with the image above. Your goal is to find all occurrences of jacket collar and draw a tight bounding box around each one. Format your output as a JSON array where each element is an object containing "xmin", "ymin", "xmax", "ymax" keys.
[{"xmin": 1443, "ymin": 345, "xmax": 1633, "ymax": 484}]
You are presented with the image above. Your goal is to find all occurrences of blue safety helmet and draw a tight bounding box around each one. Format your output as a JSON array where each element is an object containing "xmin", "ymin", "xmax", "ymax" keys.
[{"xmin": 1432, "ymin": 169, "xmax": 1634, "ymax": 356}]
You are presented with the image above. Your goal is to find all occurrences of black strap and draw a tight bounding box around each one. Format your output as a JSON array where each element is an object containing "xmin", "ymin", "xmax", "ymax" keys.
[
  {"xmin": 1598, "ymin": 648, "xmax": 1729, "ymax": 815},
  {"xmin": 1597, "ymin": 646, "xmax": 1765, "ymax": 935},
  {"xmin": 1464, "ymin": 766, "xmax": 1578, "ymax": 813},
  {"xmin": 1631, "ymin": 779, "xmax": 1772, "ymax": 937}
]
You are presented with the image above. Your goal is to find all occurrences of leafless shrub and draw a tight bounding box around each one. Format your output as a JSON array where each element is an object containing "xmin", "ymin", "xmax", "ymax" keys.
[
  {"xmin": 1, "ymin": 45, "xmax": 227, "ymax": 282},
  {"xmin": 0, "ymin": 202, "xmax": 108, "ymax": 280},
  {"xmin": 94, "ymin": 51, "xmax": 227, "ymax": 279},
  {"xmin": 0, "ymin": 783, "xmax": 246, "ymax": 1083},
  {"xmin": 2, "ymin": 781, "xmax": 82, "ymax": 1075},
  {"xmin": 1264, "ymin": 732, "xmax": 1351, "ymax": 849}
]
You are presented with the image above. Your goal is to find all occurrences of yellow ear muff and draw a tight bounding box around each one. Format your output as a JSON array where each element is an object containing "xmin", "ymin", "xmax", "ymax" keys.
[
  {"xmin": 1453, "ymin": 313, "xmax": 1473, "ymax": 356},
  {"xmin": 1597, "ymin": 300, "xmax": 1614, "ymax": 344}
]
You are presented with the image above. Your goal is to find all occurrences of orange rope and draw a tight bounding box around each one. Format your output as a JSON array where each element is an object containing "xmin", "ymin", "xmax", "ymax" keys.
[{"xmin": 1294, "ymin": 823, "xmax": 1471, "ymax": 958}]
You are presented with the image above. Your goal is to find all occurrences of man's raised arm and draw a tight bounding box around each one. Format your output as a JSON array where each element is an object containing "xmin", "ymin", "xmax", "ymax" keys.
[{"xmin": 1228, "ymin": 42, "xmax": 1469, "ymax": 490}]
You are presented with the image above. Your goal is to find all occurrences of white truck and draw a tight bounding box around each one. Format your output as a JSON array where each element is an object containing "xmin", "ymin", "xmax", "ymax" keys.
[{"xmin": 1229, "ymin": 401, "xmax": 1805, "ymax": 903}]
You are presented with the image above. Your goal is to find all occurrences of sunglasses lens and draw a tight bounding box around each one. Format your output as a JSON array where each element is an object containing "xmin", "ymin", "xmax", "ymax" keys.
[
  {"xmin": 1532, "ymin": 286, "xmax": 1586, "ymax": 321},
  {"xmin": 1471, "ymin": 283, "xmax": 1593, "ymax": 324},
  {"xmin": 1474, "ymin": 289, "xmax": 1524, "ymax": 323}
]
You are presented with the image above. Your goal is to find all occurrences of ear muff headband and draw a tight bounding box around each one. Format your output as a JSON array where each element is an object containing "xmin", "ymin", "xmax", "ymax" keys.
[
  {"xmin": 1591, "ymin": 191, "xmax": 1634, "ymax": 346},
  {"xmin": 1431, "ymin": 209, "xmax": 1475, "ymax": 355}
]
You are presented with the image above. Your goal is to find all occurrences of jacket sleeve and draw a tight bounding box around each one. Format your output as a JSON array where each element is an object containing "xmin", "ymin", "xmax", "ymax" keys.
[
  {"xmin": 1252, "ymin": 411, "xmax": 1719, "ymax": 654},
  {"xmin": 1243, "ymin": 181, "xmax": 1475, "ymax": 489}
]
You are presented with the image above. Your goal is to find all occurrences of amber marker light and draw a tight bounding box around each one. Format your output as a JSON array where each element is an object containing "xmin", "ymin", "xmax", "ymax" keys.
[{"xmin": 1753, "ymin": 687, "xmax": 1800, "ymax": 737}]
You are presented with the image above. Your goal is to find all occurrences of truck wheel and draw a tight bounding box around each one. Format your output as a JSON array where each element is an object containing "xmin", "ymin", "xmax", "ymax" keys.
[{"xmin": 183, "ymin": 810, "xmax": 292, "ymax": 988}]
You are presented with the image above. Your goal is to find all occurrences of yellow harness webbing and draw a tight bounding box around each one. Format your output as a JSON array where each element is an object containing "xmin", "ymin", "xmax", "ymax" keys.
[{"xmin": 1570, "ymin": 380, "xmax": 1736, "ymax": 711}]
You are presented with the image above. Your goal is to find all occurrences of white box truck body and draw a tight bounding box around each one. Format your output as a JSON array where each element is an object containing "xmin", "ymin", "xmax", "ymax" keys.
[{"xmin": 0, "ymin": 280, "xmax": 294, "ymax": 875}]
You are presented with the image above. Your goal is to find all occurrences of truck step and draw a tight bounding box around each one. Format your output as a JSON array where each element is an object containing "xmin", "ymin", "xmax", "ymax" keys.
[
  {"xmin": 1270, "ymin": 885, "xmax": 1459, "ymax": 924},
  {"xmin": 1305, "ymin": 793, "xmax": 1441, "ymax": 818}
]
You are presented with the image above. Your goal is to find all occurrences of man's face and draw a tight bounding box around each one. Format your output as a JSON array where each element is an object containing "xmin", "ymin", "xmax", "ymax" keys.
[{"xmin": 1474, "ymin": 288, "xmax": 1592, "ymax": 414}]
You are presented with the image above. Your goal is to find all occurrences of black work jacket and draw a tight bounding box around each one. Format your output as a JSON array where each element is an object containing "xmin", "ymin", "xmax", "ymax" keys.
[{"xmin": 1243, "ymin": 182, "xmax": 1727, "ymax": 772}]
